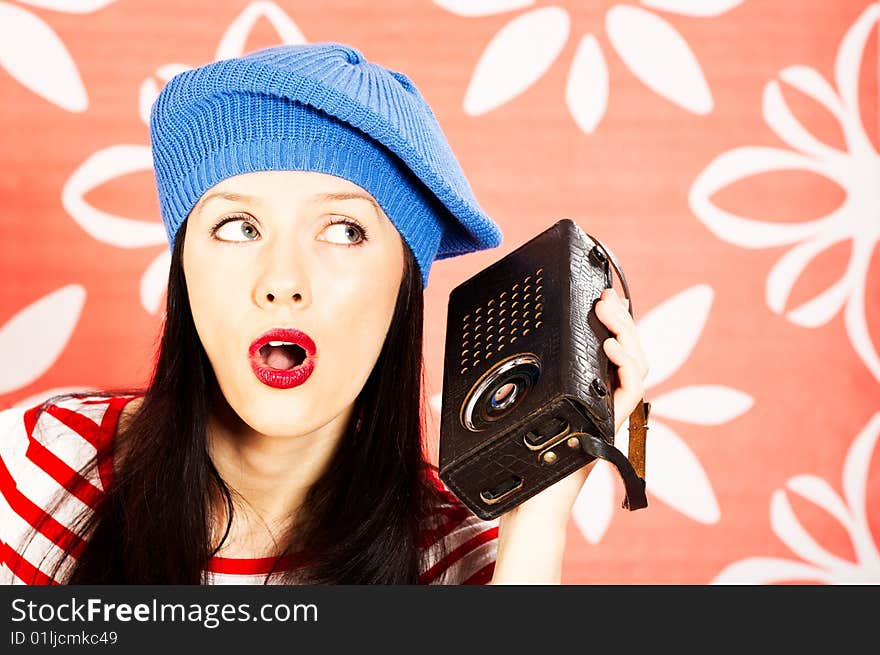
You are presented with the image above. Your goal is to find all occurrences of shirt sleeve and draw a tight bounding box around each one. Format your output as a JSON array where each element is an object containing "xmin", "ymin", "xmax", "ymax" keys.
[
  {"xmin": 0, "ymin": 405, "xmax": 46, "ymax": 584},
  {"xmin": 0, "ymin": 396, "xmax": 115, "ymax": 585},
  {"xmin": 419, "ymin": 493, "xmax": 499, "ymax": 585}
]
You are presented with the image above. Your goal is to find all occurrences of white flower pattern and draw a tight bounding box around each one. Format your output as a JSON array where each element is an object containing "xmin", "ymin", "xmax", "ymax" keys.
[
  {"xmin": 433, "ymin": 0, "xmax": 743, "ymax": 132},
  {"xmin": 0, "ymin": 0, "xmax": 116, "ymax": 112},
  {"xmin": 713, "ymin": 411, "xmax": 880, "ymax": 584},
  {"xmin": 689, "ymin": 4, "xmax": 880, "ymax": 382},
  {"xmin": 571, "ymin": 284, "xmax": 753, "ymax": 542},
  {"xmin": 0, "ymin": 285, "xmax": 87, "ymax": 396}
]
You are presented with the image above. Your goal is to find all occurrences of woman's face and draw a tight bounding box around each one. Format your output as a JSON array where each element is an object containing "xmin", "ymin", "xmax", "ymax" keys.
[{"xmin": 183, "ymin": 170, "xmax": 406, "ymax": 438}]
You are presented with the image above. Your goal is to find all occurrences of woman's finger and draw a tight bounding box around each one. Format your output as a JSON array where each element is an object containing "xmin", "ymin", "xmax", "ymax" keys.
[
  {"xmin": 596, "ymin": 291, "xmax": 649, "ymax": 379},
  {"xmin": 603, "ymin": 338, "xmax": 645, "ymax": 430},
  {"xmin": 603, "ymin": 337, "xmax": 643, "ymax": 395}
]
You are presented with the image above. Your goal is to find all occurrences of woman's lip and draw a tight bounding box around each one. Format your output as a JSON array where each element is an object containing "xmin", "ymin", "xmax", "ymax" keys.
[
  {"xmin": 247, "ymin": 327, "xmax": 317, "ymax": 390},
  {"xmin": 250, "ymin": 356, "xmax": 315, "ymax": 389},
  {"xmin": 248, "ymin": 327, "xmax": 317, "ymax": 358}
]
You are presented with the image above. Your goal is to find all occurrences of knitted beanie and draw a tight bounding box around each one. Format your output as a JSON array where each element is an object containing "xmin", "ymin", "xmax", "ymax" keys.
[{"xmin": 149, "ymin": 42, "xmax": 503, "ymax": 288}]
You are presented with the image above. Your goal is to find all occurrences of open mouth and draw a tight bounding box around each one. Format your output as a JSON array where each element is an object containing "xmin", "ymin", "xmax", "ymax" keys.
[{"xmin": 258, "ymin": 342, "xmax": 307, "ymax": 370}]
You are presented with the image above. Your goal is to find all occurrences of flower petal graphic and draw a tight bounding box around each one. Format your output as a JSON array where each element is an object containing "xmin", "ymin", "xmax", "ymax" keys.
[
  {"xmin": 786, "ymin": 475, "xmax": 851, "ymax": 529},
  {"xmin": 433, "ymin": 0, "xmax": 534, "ymax": 17},
  {"xmin": 765, "ymin": 231, "xmax": 849, "ymax": 323},
  {"xmin": 139, "ymin": 63, "xmax": 191, "ymax": 125},
  {"xmin": 770, "ymin": 489, "xmax": 853, "ymax": 572},
  {"xmin": 712, "ymin": 557, "xmax": 832, "ymax": 584},
  {"xmin": 715, "ymin": 415, "xmax": 880, "ymax": 584},
  {"xmin": 763, "ymin": 80, "xmax": 842, "ymax": 158},
  {"xmin": 841, "ymin": 411, "xmax": 880, "ymax": 563},
  {"xmin": 639, "ymin": 0, "xmax": 744, "ymax": 18},
  {"xmin": 785, "ymin": 277, "xmax": 849, "ymax": 328},
  {"xmin": 690, "ymin": 146, "xmax": 833, "ymax": 248},
  {"xmin": 649, "ymin": 385, "xmax": 753, "ymax": 425},
  {"xmin": 640, "ymin": 419, "xmax": 720, "ymax": 524},
  {"xmin": 606, "ymin": 5, "xmax": 712, "ymax": 114},
  {"xmin": 463, "ymin": 6, "xmax": 569, "ymax": 115},
  {"xmin": 62, "ymin": 145, "xmax": 166, "ymax": 248},
  {"xmin": 0, "ymin": 285, "xmax": 86, "ymax": 395},
  {"xmin": 140, "ymin": 250, "xmax": 171, "ymax": 315},
  {"xmin": 565, "ymin": 34, "xmax": 608, "ymax": 134},
  {"xmin": 571, "ymin": 460, "xmax": 615, "ymax": 544},
  {"xmin": 834, "ymin": 3, "xmax": 878, "ymax": 132},
  {"xmin": 638, "ymin": 284, "xmax": 713, "ymax": 388},
  {"xmin": 0, "ymin": 3, "xmax": 87, "ymax": 112},
  {"xmin": 778, "ymin": 66, "xmax": 844, "ymax": 120},
  {"xmin": 17, "ymin": 0, "xmax": 115, "ymax": 12},
  {"xmin": 215, "ymin": 1, "xmax": 306, "ymax": 61},
  {"xmin": 844, "ymin": 267, "xmax": 880, "ymax": 384}
]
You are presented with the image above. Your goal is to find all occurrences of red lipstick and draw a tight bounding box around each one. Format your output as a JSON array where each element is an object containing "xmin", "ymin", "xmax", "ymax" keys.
[{"xmin": 248, "ymin": 328, "xmax": 317, "ymax": 389}]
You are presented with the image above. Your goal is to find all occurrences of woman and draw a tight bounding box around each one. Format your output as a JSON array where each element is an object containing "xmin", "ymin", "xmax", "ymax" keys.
[{"xmin": 0, "ymin": 43, "xmax": 648, "ymax": 584}]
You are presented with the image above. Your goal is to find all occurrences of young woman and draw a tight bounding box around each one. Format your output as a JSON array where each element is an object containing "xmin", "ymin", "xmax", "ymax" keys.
[{"xmin": 0, "ymin": 43, "xmax": 648, "ymax": 585}]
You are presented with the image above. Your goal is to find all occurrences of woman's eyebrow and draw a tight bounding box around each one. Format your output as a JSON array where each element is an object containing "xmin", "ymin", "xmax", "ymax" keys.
[
  {"xmin": 197, "ymin": 191, "xmax": 259, "ymax": 215},
  {"xmin": 196, "ymin": 190, "xmax": 381, "ymax": 219},
  {"xmin": 310, "ymin": 191, "xmax": 381, "ymax": 218}
]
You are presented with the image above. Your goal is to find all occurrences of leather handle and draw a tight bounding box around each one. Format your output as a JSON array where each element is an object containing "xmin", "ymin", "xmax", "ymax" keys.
[{"xmin": 579, "ymin": 229, "xmax": 650, "ymax": 510}]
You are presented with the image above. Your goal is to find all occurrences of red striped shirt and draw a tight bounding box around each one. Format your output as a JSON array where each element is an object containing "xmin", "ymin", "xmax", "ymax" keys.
[{"xmin": 0, "ymin": 394, "xmax": 497, "ymax": 585}]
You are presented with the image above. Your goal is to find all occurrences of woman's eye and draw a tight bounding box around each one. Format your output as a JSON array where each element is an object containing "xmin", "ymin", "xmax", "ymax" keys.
[
  {"xmin": 321, "ymin": 219, "xmax": 369, "ymax": 247},
  {"xmin": 212, "ymin": 217, "xmax": 260, "ymax": 241}
]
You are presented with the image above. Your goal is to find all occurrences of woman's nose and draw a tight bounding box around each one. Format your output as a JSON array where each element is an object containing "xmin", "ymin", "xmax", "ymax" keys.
[{"xmin": 253, "ymin": 244, "xmax": 311, "ymax": 308}]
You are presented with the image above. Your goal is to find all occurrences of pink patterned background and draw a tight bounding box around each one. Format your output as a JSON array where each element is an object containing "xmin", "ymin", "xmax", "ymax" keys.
[{"xmin": 1, "ymin": 0, "xmax": 877, "ymax": 584}]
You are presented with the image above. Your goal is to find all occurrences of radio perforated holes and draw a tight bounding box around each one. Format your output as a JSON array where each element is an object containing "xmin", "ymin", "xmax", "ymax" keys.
[
  {"xmin": 536, "ymin": 268, "xmax": 544, "ymax": 275},
  {"xmin": 488, "ymin": 299, "xmax": 495, "ymax": 306},
  {"xmin": 534, "ymin": 322, "xmax": 542, "ymax": 328},
  {"xmin": 523, "ymin": 328, "xmax": 530, "ymax": 335},
  {"xmin": 511, "ymin": 310, "xmax": 520, "ymax": 318},
  {"xmin": 512, "ymin": 284, "xmax": 520, "ymax": 291},
  {"xmin": 510, "ymin": 336, "xmax": 518, "ymax": 343},
  {"xmin": 460, "ymin": 367, "xmax": 468, "ymax": 374},
  {"xmin": 512, "ymin": 292, "xmax": 520, "ymax": 301}
]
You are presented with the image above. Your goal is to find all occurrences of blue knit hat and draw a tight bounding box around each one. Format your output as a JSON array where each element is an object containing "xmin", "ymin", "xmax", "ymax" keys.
[{"xmin": 149, "ymin": 42, "xmax": 503, "ymax": 288}]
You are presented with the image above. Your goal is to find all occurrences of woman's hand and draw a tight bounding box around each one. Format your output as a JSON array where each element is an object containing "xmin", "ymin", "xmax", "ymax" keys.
[{"xmin": 490, "ymin": 287, "xmax": 650, "ymax": 583}]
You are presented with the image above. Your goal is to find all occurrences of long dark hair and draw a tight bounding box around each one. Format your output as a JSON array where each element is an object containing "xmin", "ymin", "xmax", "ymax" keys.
[{"xmin": 23, "ymin": 216, "xmax": 450, "ymax": 584}]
